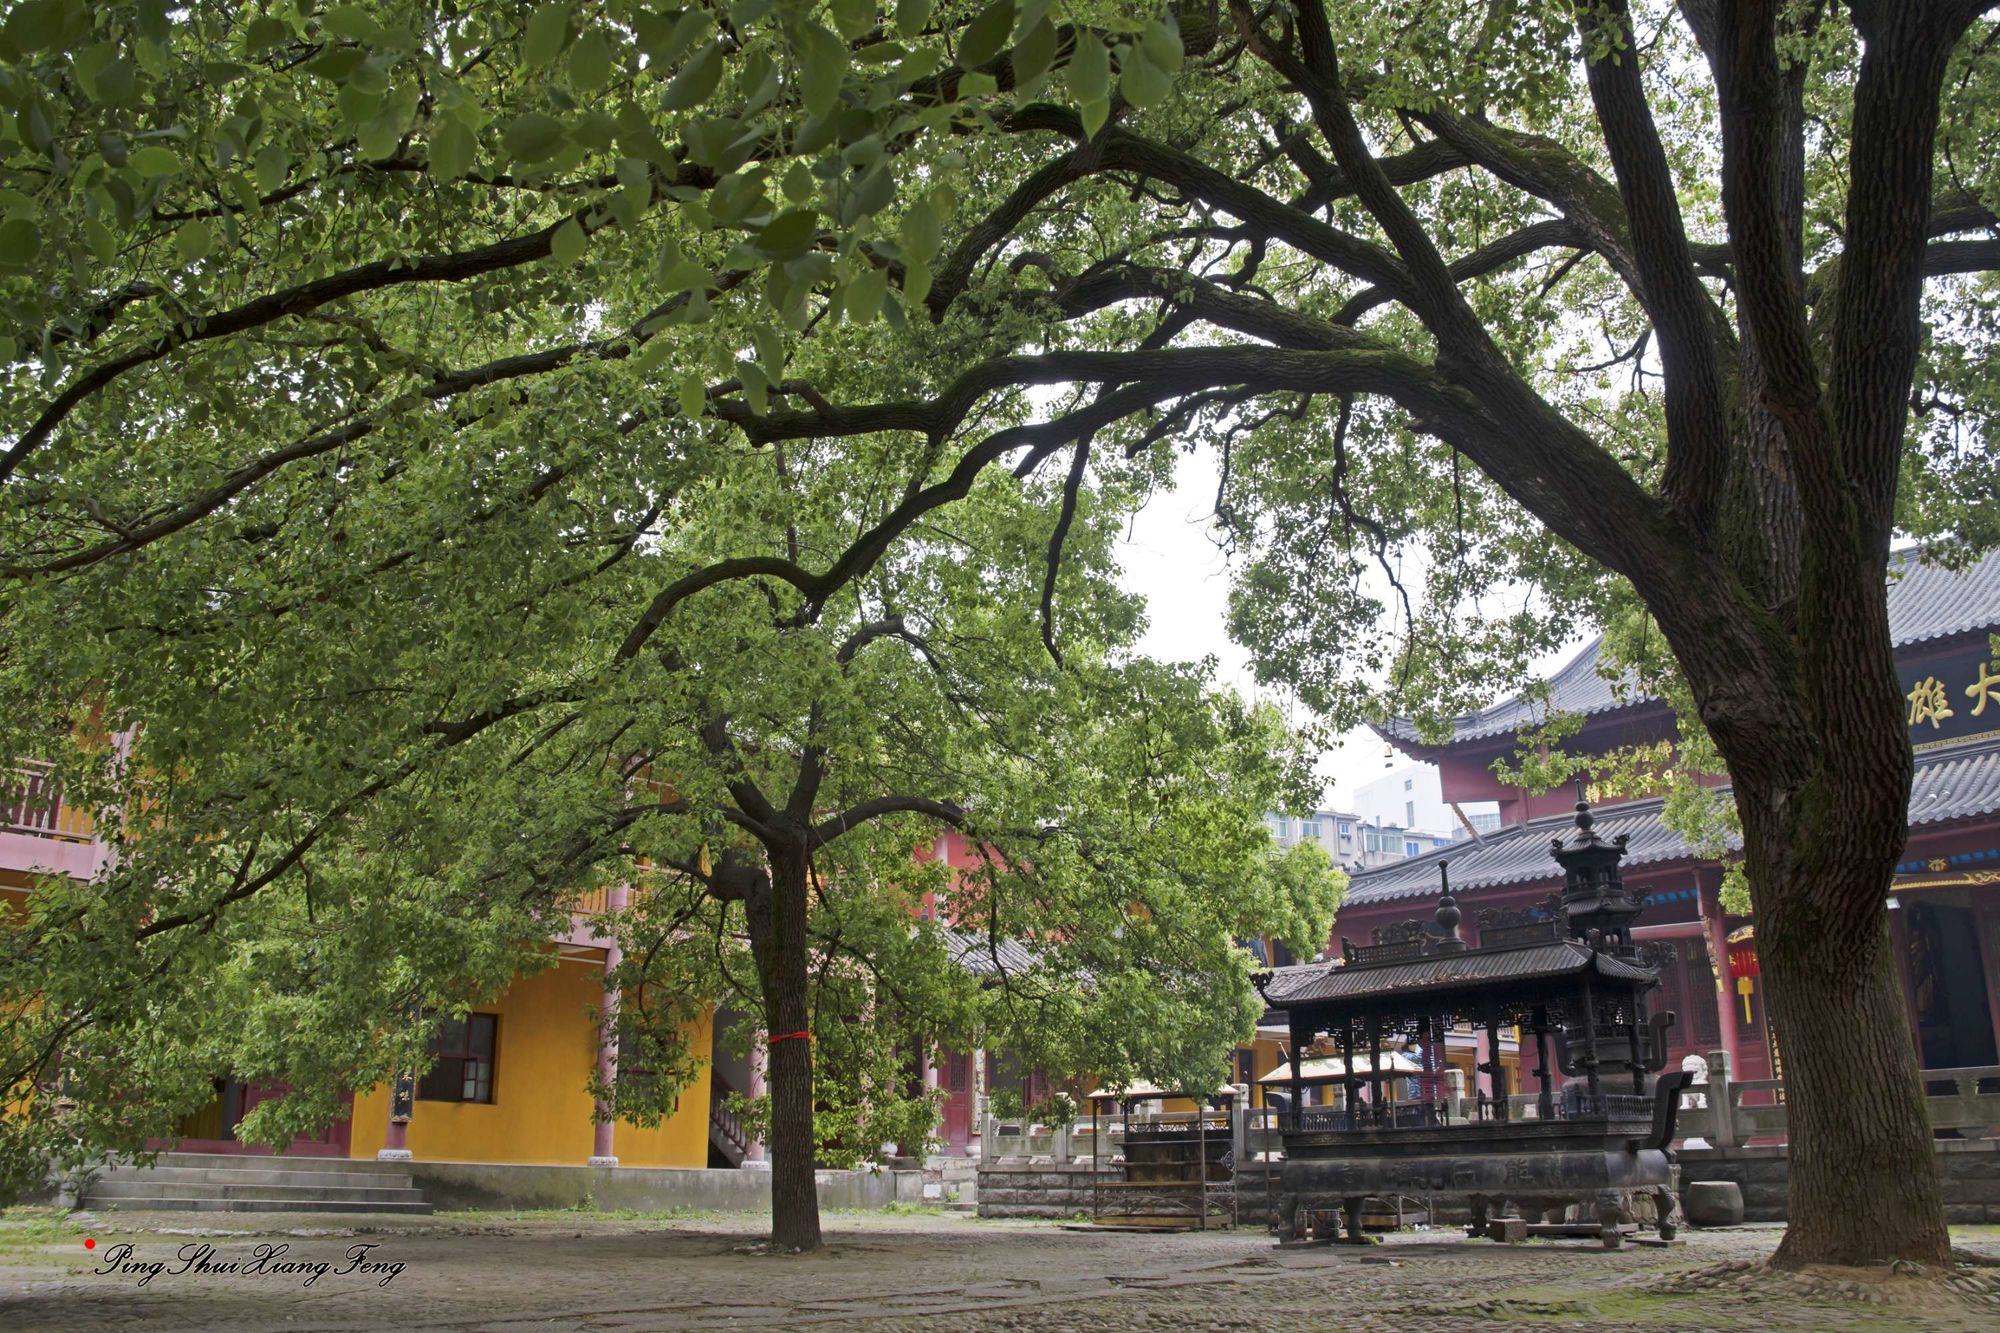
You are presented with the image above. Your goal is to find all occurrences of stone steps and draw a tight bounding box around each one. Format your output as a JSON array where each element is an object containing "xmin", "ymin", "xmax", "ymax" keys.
[{"xmin": 82, "ymin": 1152, "xmax": 433, "ymax": 1215}]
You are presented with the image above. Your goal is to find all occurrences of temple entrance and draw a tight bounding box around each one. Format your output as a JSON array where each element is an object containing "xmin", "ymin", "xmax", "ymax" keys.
[
  {"xmin": 163, "ymin": 1079, "xmax": 353, "ymax": 1157},
  {"xmin": 940, "ymin": 1051, "xmax": 974, "ymax": 1153},
  {"xmin": 1903, "ymin": 900, "xmax": 1999, "ymax": 1076}
]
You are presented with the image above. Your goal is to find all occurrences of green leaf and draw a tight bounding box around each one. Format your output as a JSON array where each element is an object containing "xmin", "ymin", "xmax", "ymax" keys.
[
  {"xmin": 429, "ymin": 117, "xmax": 476, "ymax": 180},
  {"xmin": 322, "ymin": 5, "xmax": 380, "ymax": 43},
  {"xmin": 895, "ymin": 0, "xmax": 933, "ymax": 35},
  {"xmin": 902, "ymin": 257, "xmax": 932, "ymax": 307},
  {"xmin": 956, "ymin": 0, "xmax": 1017, "ymax": 71},
  {"xmin": 1069, "ymin": 33, "xmax": 1109, "ymax": 121},
  {"xmin": 632, "ymin": 333, "xmax": 673, "ymax": 372},
  {"xmin": 0, "ymin": 217, "xmax": 40, "ymax": 267},
  {"xmin": 244, "ymin": 16, "xmax": 291, "ymax": 53},
  {"xmin": 253, "ymin": 144, "xmax": 289, "ymax": 195},
  {"xmin": 677, "ymin": 373, "xmax": 707, "ymax": 417},
  {"xmin": 1080, "ymin": 95, "xmax": 1109, "ymax": 138},
  {"xmin": 661, "ymin": 258, "xmax": 714, "ymax": 291},
  {"xmin": 1011, "ymin": 19, "xmax": 1057, "ymax": 93},
  {"xmin": 306, "ymin": 46, "xmax": 367, "ymax": 84},
  {"xmin": 502, "ymin": 112, "xmax": 569, "ymax": 163},
  {"xmin": 796, "ymin": 23, "xmax": 846, "ymax": 120},
  {"xmin": 570, "ymin": 29, "xmax": 613, "ymax": 91},
  {"xmin": 173, "ymin": 219, "xmax": 212, "ymax": 263},
  {"xmin": 550, "ymin": 217, "xmax": 588, "ymax": 265},
  {"xmin": 3, "ymin": 0, "xmax": 65, "ymax": 53},
  {"xmin": 358, "ymin": 109, "xmax": 404, "ymax": 160},
  {"xmin": 639, "ymin": 8, "xmax": 710, "ymax": 66},
  {"xmin": 751, "ymin": 323, "xmax": 785, "ymax": 378},
  {"xmin": 130, "ymin": 146, "xmax": 182, "ymax": 178},
  {"xmin": 844, "ymin": 266, "xmax": 888, "ymax": 322},
  {"xmin": 84, "ymin": 215, "xmax": 116, "ymax": 262},
  {"xmin": 739, "ymin": 358, "xmax": 768, "ymax": 413},
  {"xmin": 525, "ymin": 4, "xmax": 573, "ymax": 69},
  {"xmin": 899, "ymin": 200, "xmax": 941, "ymax": 263},
  {"xmin": 754, "ymin": 209, "xmax": 818, "ymax": 259},
  {"xmin": 830, "ymin": 0, "xmax": 874, "ymax": 42},
  {"xmin": 1119, "ymin": 44, "xmax": 1172, "ymax": 110},
  {"xmin": 1139, "ymin": 17, "xmax": 1184, "ymax": 76},
  {"xmin": 781, "ymin": 161, "xmax": 817, "ymax": 204},
  {"xmin": 664, "ymin": 41, "xmax": 724, "ymax": 112}
]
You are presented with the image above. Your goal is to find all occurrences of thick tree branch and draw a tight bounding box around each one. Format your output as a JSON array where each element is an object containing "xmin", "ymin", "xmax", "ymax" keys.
[
  {"xmin": 810, "ymin": 796, "xmax": 964, "ymax": 850},
  {"xmin": 2, "ymin": 209, "xmax": 617, "ymax": 488},
  {"xmin": 1040, "ymin": 439, "xmax": 1092, "ymax": 665},
  {"xmin": 1829, "ymin": 0, "xmax": 1982, "ymax": 541},
  {"xmin": 1579, "ymin": 0, "xmax": 1731, "ymax": 531}
]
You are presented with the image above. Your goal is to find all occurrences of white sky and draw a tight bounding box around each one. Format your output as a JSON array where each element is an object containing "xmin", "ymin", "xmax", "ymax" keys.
[{"xmin": 1115, "ymin": 444, "xmax": 1400, "ymax": 811}]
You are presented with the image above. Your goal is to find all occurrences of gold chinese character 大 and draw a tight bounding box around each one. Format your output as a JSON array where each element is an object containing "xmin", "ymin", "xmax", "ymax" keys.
[
  {"xmin": 1966, "ymin": 662, "xmax": 2000, "ymax": 717},
  {"xmin": 1908, "ymin": 676, "xmax": 1955, "ymax": 728}
]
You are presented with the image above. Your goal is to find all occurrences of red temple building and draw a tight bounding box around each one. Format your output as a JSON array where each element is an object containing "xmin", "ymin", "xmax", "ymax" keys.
[{"xmin": 1325, "ymin": 546, "xmax": 2000, "ymax": 1091}]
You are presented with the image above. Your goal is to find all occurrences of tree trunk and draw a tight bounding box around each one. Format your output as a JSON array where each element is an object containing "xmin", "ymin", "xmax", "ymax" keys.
[
  {"xmin": 747, "ymin": 844, "xmax": 822, "ymax": 1253},
  {"xmin": 1759, "ymin": 891, "xmax": 1950, "ymax": 1268},
  {"xmin": 1710, "ymin": 561, "xmax": 1949, "ymax": 1269}
]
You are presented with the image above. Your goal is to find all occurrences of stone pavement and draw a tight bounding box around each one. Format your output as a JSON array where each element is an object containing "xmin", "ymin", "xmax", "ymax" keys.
[{"xmin": 2, "ymin": 1207, "xmax": 1997, "ymax": 1332}]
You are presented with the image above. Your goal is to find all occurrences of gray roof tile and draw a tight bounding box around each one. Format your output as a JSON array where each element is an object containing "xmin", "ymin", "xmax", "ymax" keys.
[
  {"xmin": 1349, "ymin": 738, "xmax": 2000, "ymax": 906},
  {"xmin": 940, "ymin": 928, "xmax": 1041, "ymax": 976},
  {"xmin": 1383, "ymin": 546, "xmax": 2000, "ymax": 747},
  {"xmin": 1259, "ymin": 939, "xmax": 1657, "ymax": 1007}
]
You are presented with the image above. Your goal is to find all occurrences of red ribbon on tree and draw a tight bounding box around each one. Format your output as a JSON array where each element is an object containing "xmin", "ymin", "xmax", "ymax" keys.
[{"xmin": 769, "ymin": 1031, "xmax": 811, "ymax": 1043}]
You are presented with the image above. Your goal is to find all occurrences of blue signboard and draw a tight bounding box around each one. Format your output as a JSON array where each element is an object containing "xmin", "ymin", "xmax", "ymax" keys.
[{"xmin": 1902, "ymin": 641, "xmax": 2000, "ymax": 751}]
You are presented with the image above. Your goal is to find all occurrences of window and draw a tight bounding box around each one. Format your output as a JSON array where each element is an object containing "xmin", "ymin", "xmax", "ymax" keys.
[
  {"xmin": 1274, "ymin": 817, "xmax": 1290, "ymax": 840},
  {"xmin": 1339, "ymin": 822, "xmax": 1352, "ymax": 840},
  {"xmin": 1405, "ymin": 841, "xmax": 1419, "ymax": 857},
  {"xmin": 1406, "ymin": 800, "xmax": 1416, "ymax": 826},
  {"xmin": 1301, "ymin": 820, "xmax": 1321, "ymax": 841},
  {"xmin": 1403, "ymin": 778, "xmax": 1413, "ymax": 791},
  {"xmin": 419, "ymin": 1014, "xmax": 497, "ymax": 1104}
]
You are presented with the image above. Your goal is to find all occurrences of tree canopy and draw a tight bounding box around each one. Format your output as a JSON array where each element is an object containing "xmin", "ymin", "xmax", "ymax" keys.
[{"xmin": 2, "ymin": 0, "xmax": 1996, "ymax": 1263}]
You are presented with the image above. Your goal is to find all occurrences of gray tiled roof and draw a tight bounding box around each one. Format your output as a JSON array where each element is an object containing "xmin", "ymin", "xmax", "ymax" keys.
[
  {"xmin": 1258, "ymin": 939, "xmax": 1657, "ymax": 1008},
  {"xmin": 1908, "ymin": 740, "xmax": 2000, "ymax": 829},
  {"xmin": 940, "ymin": 928, "xmax": 1041, "ymax": 976},
  {"xmin": 1378, "ymin": 639, "xmax": 1639, "ymax": 745},
  {"xmin": 1349, "ymin": 737, "xmax": 2000, "ymax": 906},
  {"xmin": 1382, "ymin": 546, "xmax": 2000, "ymax": 747},
  {"xmin": 1888, "ymin": 545, "xmax": 2000, "ymax": 646}
]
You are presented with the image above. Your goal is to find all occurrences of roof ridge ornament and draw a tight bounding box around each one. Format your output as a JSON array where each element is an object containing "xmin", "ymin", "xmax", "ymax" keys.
[{"xmin": 1433, "ymin": 861, "xmax": 1466, "ymax": 954}]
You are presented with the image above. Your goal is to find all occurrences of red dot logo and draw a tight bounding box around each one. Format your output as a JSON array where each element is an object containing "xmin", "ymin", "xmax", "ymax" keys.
[{"xmin": 84, "ymin": 1238, "xmax": 96, "ymax": 1250}]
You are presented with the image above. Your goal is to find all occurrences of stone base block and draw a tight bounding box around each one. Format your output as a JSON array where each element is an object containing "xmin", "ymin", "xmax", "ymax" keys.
[{"xmin": 1683, "ymin": 1180, "xmax": 1744, "ymax": 1228}]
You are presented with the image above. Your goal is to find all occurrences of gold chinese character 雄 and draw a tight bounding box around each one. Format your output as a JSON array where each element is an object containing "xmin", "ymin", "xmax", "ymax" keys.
[{"xmin": 1908, "ymin": 676, "xmax": 1954, "ymax": 728}]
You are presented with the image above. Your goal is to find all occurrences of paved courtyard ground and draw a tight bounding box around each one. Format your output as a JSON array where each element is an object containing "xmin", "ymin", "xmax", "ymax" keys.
[{"xmin": 2, "ymin": 1207, "xmax": 1997, "ymax": 1332}]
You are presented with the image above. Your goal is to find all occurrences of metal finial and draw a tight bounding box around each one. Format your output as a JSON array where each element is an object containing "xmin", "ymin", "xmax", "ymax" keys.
[
  {"xmin": 1573, "ymin": 774, "xmax": 1594, "ymax": 833},
  {"xmin": 1434, "ymin": 861, "xmax": 1463, "ymax": 950}
]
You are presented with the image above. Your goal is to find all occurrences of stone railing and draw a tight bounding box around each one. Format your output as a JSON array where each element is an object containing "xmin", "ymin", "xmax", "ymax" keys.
[
  {"xmin": 981, "ymin": 1098, "xmax": 1249, "ymax": 1165},
  {"xmin": 1668, "ymin": 1051, "xmax": 2000, "ymax": 1149},
  {"xmin": 981, "ymin": 1055, "xmax": 2000, "ymax": 1164}
]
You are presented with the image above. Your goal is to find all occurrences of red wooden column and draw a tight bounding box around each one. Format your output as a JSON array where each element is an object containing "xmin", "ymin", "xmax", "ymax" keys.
[
  {"xmin": 589, "ymin": 882, "xmax": 632, "ymax": 1167},
  {"xmin": 378, "ymin": 1072, "xmax": 414, "ymax": 1162},
  {"xmin": 1701, "ymin": 883, "xmax": 1742, "ymax": 1078}
]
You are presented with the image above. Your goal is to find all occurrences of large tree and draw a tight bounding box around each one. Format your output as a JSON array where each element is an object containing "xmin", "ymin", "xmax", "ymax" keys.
[{"xmin": 3, "ymin": 0, "xmax": 1996, "ymax": 1266}]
